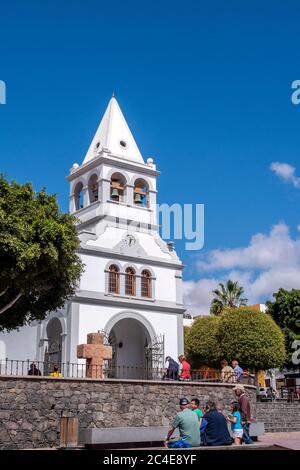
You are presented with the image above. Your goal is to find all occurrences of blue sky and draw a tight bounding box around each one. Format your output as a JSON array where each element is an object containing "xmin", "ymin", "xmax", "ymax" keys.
[{"xmin": 1, "ymin": 0, "xmax": 300, "ymax": 313}]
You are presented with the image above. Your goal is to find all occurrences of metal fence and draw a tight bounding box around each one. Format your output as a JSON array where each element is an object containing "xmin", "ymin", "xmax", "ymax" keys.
[
  {"xmin": 0, "ymin": 359, "xmax": 255, "ymax": 384},
  {"xmin": 281, "ymin": 386, "xmax": 300, "ymax": 401}
]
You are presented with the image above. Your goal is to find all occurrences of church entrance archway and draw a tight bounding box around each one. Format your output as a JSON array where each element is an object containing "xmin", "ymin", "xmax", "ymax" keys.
[
  {"xmin": 44, "ymin": 317, "xmax": 62, "ymax": 375},
  {"xmin": 109, "ymin": 318, "xmax": 150, "ymax": 379}
]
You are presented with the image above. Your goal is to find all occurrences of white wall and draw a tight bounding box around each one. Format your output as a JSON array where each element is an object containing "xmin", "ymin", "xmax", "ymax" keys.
[
  {"xmin": 79, "ymin": 254, "xmax": 177, "ymax": 302},
  {"xmin": 106, "ymin": 202, "xmax": 152, "ymax": 225},
  {"xmin": 79, "ymin": 254, "xmax": 107, "ymax": 291}
]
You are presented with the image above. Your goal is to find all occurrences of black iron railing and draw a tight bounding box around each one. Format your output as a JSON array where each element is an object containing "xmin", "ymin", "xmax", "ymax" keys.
[
  {"xmin": 281, "ymin": 386, "xmax": 300, "ymax": 401},
  {"xmin": 0, "ymin": 358, "xmax": 255, "ymax": 384}
]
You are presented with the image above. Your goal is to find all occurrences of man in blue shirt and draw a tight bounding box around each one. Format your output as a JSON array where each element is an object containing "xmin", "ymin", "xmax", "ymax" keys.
[
  {"xmin": 232, "ymin": 360, "xmax": 243, "ymax": 383},
  {"xmin": 202, "ymin": 401, "xmax": 232, "ymax": 446}
]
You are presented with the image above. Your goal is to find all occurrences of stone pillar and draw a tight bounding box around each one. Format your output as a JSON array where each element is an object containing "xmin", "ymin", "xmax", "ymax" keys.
[
  {"xmin": 119, "ymin": 272, "xmax": 125, "ymax": 296},
  {"xmin": 136, "ymin": 275, "xmax": 141, "ymax": 298},
  {"xmin": 177, "ymin": 313, "xmax": 184, "ymax": 356},
  {"xmin": 82, "ymin": 186, "xmax": 89, "ymax": 207},
  {"xmin": 69, "ymin": 193, "xmax": 76, "ymax": 213},
  {"xmin": 97, "ymin": 177, "xmax": 101, "ymax": 203},
  {"xmin": 125, "ymin": 184, "xmax": 134, "ymax": 205},
  {"xmin": 100, "ymin": 178, "xmax": 111, "ymax": 203},
  {"xmin": 148, "ymin": 189, "xmax": 157, "ymax": 225},
  {"xmin": 175, "ymin": 270, "xmax": 183, "ymax": 304}
]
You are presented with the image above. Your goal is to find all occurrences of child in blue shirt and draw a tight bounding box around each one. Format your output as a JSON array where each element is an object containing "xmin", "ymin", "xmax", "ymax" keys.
[{"xmin": 227, "ymin": 401, "xmax": 243, "ymax": 445}]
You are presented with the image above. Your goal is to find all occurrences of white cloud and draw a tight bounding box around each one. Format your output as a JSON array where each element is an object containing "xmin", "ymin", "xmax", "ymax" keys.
[
  {"xmin": 198, "ymin": 223, "xmax": 300, "ymax": 271},
  {"xmin": 183, "ymin": 278, "xmax": 220, "ymax": 316},
  {"xmin": 184, "ymin": 223, "xmax": 300, "ymax": 316},
  {"xmin": 270, "ymin": 162, "xmax": 300, "ymax": 188}
]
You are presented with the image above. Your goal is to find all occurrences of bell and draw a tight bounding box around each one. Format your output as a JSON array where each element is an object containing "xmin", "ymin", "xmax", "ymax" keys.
[
  {"xmin": 134, "ymin": 192, "xmax": 143, "ymax": 204},
  {"xmin": 111, "ymin": 188, "xmax": 119, "ymax": 200}
]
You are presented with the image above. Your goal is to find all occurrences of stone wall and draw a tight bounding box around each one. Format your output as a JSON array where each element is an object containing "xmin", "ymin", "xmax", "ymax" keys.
[{"xmin": 0, "ymin": 376, "xmax": 256, "ymax": 449}]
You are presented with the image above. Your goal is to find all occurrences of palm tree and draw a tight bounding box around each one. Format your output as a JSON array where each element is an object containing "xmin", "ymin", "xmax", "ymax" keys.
[{"xmin": 210, "ymin": 280, "xmax": 247, "ymax": 315}]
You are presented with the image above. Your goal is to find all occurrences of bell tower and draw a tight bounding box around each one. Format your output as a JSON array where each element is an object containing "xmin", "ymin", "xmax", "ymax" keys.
[
  {"xmin": 65, "ymin": 95, "xmax": 185, "ymax": 371},
  {"xmin": 67, "ymin": 96, "xmax": 159, "ymax": 236}
]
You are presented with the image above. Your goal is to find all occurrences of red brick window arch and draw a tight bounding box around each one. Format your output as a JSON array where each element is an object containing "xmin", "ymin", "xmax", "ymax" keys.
[
  {"xmin": 108, "ymin": 264, "xmax": 120, "ymax": 294},
  {"xmin": 141, "ymin": 270, "xmax": 152, "ymax": 298},
  {"xmin": 125, "ymin": 267, "xmax": 136, "ymax": 296}
]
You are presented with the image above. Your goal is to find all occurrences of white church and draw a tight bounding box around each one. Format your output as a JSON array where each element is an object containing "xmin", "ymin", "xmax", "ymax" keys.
[{"xmin": 0, "ymin": 96, "xmax": 185, "ymax": 377}]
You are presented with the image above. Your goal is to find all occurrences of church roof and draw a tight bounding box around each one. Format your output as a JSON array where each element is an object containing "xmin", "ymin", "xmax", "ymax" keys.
[{"xmin": 82, "ymin": 96, "xmax": 144, "ymax": 165}]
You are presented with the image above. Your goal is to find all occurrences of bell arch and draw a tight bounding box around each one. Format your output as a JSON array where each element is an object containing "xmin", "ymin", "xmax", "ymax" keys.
[
  {"xmin": 74, "ymin": 181, "xmax": 84, "ymax": 210},
  {"xmin": 110, "ymin": 172, "xmax": 127, "ymax": 203},
  {"xmin": 133, "ymin": 178, "xmax": 149, "ymax": 207},
  {"xmin": 88, "ymin": 174, "xmax": 99, "ymax": 203}
]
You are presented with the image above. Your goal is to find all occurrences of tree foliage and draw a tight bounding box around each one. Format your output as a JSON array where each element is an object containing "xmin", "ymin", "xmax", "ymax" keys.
[
  {"xmin": 0, "ymin": 176, "xmax": 83, "ymax": 331},
  {"xmin": 210, "ymin": 279, "xmax": 247, "ymax": 315},
  {"xmin": 184, "ymin": 308, "xmax": 286, "ymax": 370},
  {"xmin": 184, "ymin": 316, "xmax": 221, "ymax": 367},
  {"xmin": 216, "ymin": 308, "xmax": 286, "ymax": 370},
  {"xmin": 266, "ymin": 288, "xmax": 300, "ymax": 365}
]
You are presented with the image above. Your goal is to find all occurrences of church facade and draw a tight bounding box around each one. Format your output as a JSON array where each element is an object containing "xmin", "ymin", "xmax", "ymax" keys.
[{"xmin": 0, "ymin": 97, "xmax": 185, "ymax": 377}]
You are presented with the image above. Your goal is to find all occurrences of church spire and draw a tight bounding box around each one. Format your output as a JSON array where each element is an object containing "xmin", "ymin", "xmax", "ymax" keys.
[{"xmin": 82, "ymin": 96, "xmax": 144, "ymax": 165}]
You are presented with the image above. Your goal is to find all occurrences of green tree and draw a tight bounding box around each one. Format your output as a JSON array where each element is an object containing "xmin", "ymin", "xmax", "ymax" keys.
[
  {"xmin": 266, "ymin": 288, "xmax": 300, "ymax": 365},
  {"xmin": 0, "ymin": 176, "xmax": 83, "ymax": 331},
  {"xmin": 216, "ymin": 308, "xmax": 286, "ymax": 370},
  {"xmin": 185, "ymin": 316, "xmax": 221, "ymax": 367},
  {"xmin": 210, "ymin": 280, "xmax": 247, "ymax": 315}
]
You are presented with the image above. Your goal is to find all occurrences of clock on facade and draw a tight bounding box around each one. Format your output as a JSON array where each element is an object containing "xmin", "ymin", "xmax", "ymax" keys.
[{"xmin": 124, "ymin": 234, "xmax": 136, "ymax": 247}]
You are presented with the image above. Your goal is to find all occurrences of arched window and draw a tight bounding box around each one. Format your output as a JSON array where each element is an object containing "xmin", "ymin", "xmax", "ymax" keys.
[
  {"xmin": 134, "ymin": 179, "xmax": 149, "ymax": 207},
  {"xmin": 141, "ymin": 270, "xmax": 152, "ymax": 298},
  {"xmin": 88, "ymin": 174, "xmax": 98, "ymax": 203},
  {"xmin": 74, "ymin": 182, "xmax": 84, "ymax": 210},
  {"xmin": 125, "ymin": 267, "xmax": 136, "ymax": 296},
  {"xmin": 110, "ymin": 173, "xmax": 126, "ymax": 203},
  {"xmin": 108, "ymin": 265, "xmax": 120, "ymax": 294}
]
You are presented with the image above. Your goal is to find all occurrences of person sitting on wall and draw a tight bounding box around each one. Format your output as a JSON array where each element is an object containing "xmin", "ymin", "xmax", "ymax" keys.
[
  {"xmin": 243, "ymin": 368, "xmax": 255, "ymax": 385},
  {"xmin": 190, "ymin": 398, "xmax": 203, "ymax": 428},
  {"xmin": 201, "ymin": 401, "xmax": 232, "ymax": 446},
  {"xmin": 178, "ymin": 355, "xmax": 191, "ymax": 381},
  {"xmin": 49, "ymin": 364, "xmax": 63, "ymax": 377},
  {"xmin": 163, "ymin": 356, "xmax": 179, "ymax": 380},
  {"xmin": 164, "ymin": 398, "xmax": 200, "ymax": 448},
  {"xmin": 28, "ymin": 362, "xmax": 41, "ymax": 376}
]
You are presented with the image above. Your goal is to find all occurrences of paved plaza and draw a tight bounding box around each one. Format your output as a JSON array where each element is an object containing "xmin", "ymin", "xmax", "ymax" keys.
[{"xmin": 258, "ymin": 432, "xmax": 300, "ymax": 450}]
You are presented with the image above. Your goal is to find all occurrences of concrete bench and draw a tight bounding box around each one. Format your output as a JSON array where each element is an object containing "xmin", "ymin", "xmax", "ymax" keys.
[
  {"xmin": 79, "ymin": 423, "xmax": 265, "ymax": 448},
  {"xmin": 248, "ymin": 422, "xmax": 265, "ymax": 440}
]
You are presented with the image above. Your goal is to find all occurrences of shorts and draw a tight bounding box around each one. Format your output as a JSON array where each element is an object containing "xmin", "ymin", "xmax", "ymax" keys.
[
  {"xmin": 232, "ymin": 429, "xmax": 243, "ymax": 439},
  {"xmin": 168, "ymin": 439, "xmax": 192, "ymax": 448}
]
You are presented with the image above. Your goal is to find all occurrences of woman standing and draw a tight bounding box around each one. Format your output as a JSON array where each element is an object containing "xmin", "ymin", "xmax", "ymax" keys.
[{"xmin": 220, "ymin": 360, "xmax": 235, "ymax": 383}]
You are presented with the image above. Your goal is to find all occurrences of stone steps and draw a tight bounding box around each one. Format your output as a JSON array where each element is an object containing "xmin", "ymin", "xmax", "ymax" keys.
[{"xmin": 256, "ymin": 402, "xmax": 300, "ymax": 433}]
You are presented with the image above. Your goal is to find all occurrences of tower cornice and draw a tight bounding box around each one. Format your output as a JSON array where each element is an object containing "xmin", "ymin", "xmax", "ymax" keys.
[{"xmin": 66, "ymin": 154, "xmax": 160, "ymax": 182}]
